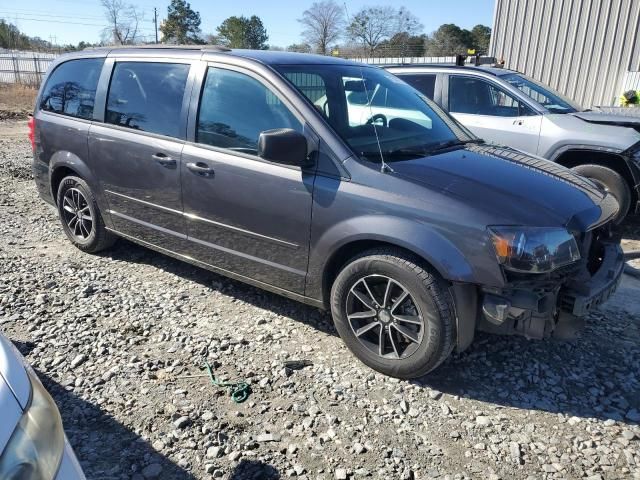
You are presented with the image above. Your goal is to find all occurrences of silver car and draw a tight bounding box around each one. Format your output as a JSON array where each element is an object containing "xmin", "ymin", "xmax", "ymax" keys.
[
  {"xmin": 387, "ymin": 65, "xmax": 640, "ymax": 221},
  {"xmin": 0, "ymin": 332, "xmax": 85, "ymax": 479}
]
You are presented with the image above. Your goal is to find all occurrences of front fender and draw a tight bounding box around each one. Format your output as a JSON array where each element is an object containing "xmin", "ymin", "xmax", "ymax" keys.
[{"xmin": 305, "ymin": 214, "xmax": 489, "ymax": 303}]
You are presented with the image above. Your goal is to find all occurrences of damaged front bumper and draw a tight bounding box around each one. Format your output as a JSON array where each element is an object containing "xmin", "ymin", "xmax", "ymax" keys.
[{"xmin": 476, "ymin": 237, "xmax": 625, "ymax": 340}]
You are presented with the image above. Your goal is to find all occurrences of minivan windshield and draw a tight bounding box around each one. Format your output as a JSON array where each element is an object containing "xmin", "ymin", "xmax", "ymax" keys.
[
  {"xmin": 501, "ymin": 73, "xmax": 580, "ymax": 114},
  {"xmin": 276, "ymin": 64, "xmax": 477, "ymax": 163}
]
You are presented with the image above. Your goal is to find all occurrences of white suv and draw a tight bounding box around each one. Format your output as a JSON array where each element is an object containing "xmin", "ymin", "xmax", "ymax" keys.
[{"xmin": 387, "ymin": 65, "xmax": 640, "ymax": 222}]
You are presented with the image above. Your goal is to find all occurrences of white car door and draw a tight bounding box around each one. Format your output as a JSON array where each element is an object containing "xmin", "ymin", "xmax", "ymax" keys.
[{"xmin": 448, "ymin": 74, "xmax": 542, "ymax": 154}]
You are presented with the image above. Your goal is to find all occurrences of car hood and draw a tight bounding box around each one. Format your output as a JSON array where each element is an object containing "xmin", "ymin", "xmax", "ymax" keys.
[
  {"xmin": 390, "ymin": 143, "xmax": 618, "ymax": 231},
  {"xmin": 572, "ymin": 111, "xmax": 640, "ymax": 132}
]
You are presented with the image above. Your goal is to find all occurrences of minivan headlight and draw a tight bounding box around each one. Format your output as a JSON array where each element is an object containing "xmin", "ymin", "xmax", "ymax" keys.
[
  {"xmin": 488, "ymin": 226, "xmax": 581, "ymax": 273},
  {"xmin": 0, "ymin": 369, "xmax": 65, "ymax": 480}
]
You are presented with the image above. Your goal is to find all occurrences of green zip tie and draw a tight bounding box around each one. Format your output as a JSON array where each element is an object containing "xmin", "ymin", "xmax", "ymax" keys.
[{"xmin": 203, "ymin": 361, "xmax": 251, "ymax": 404}]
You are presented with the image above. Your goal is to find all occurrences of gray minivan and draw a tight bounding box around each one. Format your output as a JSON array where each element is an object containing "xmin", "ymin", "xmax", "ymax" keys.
[{"xmin": 31, "ymin": 46, "xmax": 624, "ymax": 378}]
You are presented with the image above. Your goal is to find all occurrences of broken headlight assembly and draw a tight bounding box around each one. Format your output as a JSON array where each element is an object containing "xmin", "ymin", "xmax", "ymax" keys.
[
  {"xmin": 0, "ymin": 369, "xmax": 65, "ymax": 480},
  {"xmin": 488, "ymin": 226, "xmax": 581, "ymax": 273}
]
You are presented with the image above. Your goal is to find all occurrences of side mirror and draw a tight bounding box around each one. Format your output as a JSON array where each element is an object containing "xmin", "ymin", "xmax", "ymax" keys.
[{"xmin": 258, "ymin": 129, "xmax": 310, "ymax": 167}]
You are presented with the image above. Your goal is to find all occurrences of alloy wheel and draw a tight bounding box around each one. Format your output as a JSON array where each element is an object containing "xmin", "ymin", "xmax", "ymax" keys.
[
  {"xmin": 61, "ymin": 187, "xmax": 93, "ymax": 240},
  {"xmin": 346, "ymin": 274, "xmax": 425, "ymax": 360}
]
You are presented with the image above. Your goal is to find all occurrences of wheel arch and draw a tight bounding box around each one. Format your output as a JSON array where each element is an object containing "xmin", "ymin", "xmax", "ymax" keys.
[
  {"xmin": 48, "ymin": 152, "xmax": 113, "ymax": 229},
  {"xmin": 50, "ymin": 165, "xmax": 80, "ymax": 204},
  {"xmin": 311, "ymin": 217, "xmax": 481, "ymax": 309},
  {"xmin": 553, "ymin": 148, "xmax": 639, "ymax": 205}
]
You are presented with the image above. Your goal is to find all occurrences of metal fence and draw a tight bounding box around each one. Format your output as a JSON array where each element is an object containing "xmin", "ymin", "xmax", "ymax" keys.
[
  {"xmin": 622, "ymin": 71, "xmax": 640, "ymax": 94},
  {"xmin": 347, "ymin": 56, "xmax": 456, "ymax": 65},
  {"xmin": 0, "ymin": 52, "xmax": 57, "ymax": 86}
]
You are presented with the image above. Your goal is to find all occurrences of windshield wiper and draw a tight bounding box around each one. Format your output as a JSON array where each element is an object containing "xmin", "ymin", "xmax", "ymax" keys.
[
  {"xmin": 382, "ymin": 147, "xmax": 430, "ymax": 158},
  {"xmin": 360, "ymin": 139, "xmax": 484, "ymax": 163},
  {"xmin": 426, "ymin": 138, "xmax": 484, "ymax": 153}
]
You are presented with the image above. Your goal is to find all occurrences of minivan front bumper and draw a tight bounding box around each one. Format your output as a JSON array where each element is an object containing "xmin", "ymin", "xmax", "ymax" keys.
[{"xmin": 476, "ymin": 237, "xmax": 624, "ymax": 340}]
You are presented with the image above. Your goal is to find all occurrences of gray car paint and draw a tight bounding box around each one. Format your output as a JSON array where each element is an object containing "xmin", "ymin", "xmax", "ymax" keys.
[{"xmin": 33, "ymin": 48, "xmax": 619, "ymax": 312}]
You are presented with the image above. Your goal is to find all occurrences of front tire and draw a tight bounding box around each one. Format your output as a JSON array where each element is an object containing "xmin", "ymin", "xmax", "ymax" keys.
[
  {"xmin": 56, "ymin": 175, "xmax": 115, "ymax": 253},
  {"xmin": 330, "ymin": 248, "xmax": 456, "ymax": 379},
  {"xmin": 572, "ymin": 164, "xmax": 632, "ymax": 223}
]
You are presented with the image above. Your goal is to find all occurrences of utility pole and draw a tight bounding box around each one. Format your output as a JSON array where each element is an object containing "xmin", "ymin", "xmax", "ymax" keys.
[{"xmin": 153, "ymin": 7, "xmax": 158, "ymax": 44}]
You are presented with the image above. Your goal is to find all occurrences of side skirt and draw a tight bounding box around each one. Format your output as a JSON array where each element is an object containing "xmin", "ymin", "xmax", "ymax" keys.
[{"xmin": 106, "ymin": 228, "xmax": 325, "ymax": 310}]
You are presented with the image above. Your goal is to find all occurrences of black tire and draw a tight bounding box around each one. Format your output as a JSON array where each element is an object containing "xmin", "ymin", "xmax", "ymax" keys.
[
  {"xmin": 330, "ymin": 248, "xmax": 455, "ymax": 379},
  {"xmin": 572, "ymin": 164, "xmax": 632, "ymax": 223},
  {"xmin": 56, "ymin": 175, "xmax": 115, "ymax": 253}
]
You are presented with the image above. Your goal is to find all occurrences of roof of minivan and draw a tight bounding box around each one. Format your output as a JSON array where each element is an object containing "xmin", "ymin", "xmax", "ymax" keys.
[{"xmin": 84, "ymin": 45, "xmax": 366, "ymax": 67}]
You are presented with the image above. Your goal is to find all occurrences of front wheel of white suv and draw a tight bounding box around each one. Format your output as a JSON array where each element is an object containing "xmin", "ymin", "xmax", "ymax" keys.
[{"xmin": 572, "ymin": 164, "xmax": 632, "ymax": 223}]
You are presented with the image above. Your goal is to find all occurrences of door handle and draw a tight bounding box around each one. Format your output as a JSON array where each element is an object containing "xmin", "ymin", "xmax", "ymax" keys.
[
  {"xmin": 152, "ymin": 153, "xmax": 176, "ymax": 168},
  {"xmin": 513, "ymin": 119, "xmax": 524, "ymax": 126},
  {"xmin": 186, "ymin": 162, "xmax": 214, "ymax": 177}
]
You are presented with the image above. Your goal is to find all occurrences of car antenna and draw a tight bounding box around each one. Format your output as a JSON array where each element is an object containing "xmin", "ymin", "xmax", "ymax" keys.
[{"xmin": 359, "ymin": 68, "xmax": 393, "ymax": 174}]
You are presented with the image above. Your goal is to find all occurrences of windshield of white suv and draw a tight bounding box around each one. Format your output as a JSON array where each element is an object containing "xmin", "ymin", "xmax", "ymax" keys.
[
  {"xmin": 276, "ymin": 64, "xmax": 478, "ymax": 163},
  {"xmin": 501, "ymin": 73, "xmax": 580, "ymax": 114}
]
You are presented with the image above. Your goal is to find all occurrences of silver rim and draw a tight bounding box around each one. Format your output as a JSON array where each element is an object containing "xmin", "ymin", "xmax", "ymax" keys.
[
  {"xmin": 346, "ymin": 274, "xmax": 425, "ymax": 360},
  {"xmin": 61, "ymin": 187, "xmax": 93, "ymax": 240}
]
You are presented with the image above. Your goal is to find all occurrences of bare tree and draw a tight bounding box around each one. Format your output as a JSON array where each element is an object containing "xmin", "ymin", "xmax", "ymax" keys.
[
  {"xmin": 101, "ymin": 0, "xmax": 141, "ymax": 45},
  {"xmin": 299, "ymin": 0, "xmax": 345, "ymax": 55},
  {"xmin": 347, "ymin": 6, "xmax": 396, "ymax": 56},
  {"xmin": 393, "ymin": 7, "xmax": 423, "ymax": 37}
]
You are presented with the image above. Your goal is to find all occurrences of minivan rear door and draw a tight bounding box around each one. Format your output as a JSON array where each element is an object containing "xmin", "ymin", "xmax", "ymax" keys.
[
  {"xmin": 180, "ymin": 64, "xmax": 315, "ymax": 295},
  {"xmin": 88, "ymin": 57, "xmax": 195, "ymax": 251}
]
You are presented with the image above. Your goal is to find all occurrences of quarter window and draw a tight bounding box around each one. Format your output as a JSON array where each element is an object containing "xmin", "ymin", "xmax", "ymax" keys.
[
  {"xmin": 106, "ymin": 62, "xmax": 190, "ymax": 138},
  {"xmin": 197, "ymin": 67, "xmax": 302, "ymax": 154},
  {"xmin": 449, "ymin": 76, "xmax": 529, "ymax": 117},
  {"xmin": 39, "ymin": 58, "xmax": 104, "ymax": 120}
]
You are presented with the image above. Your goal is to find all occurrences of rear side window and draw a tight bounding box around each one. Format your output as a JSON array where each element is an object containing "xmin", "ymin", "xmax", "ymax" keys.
[
  {"xmin": 39, "ymin": 58, "xmax": 104, "ymax": 120},
  {"xmin": 196, "ymin": 67, "xmax": 302, "ymax": 154},
  {"xmin": 399, "ymin": 74, "xmax": 436, "ymax": 100},
  {"xmin": 106, "ymin": 62, "xmax": 190, "ymax": 138}
]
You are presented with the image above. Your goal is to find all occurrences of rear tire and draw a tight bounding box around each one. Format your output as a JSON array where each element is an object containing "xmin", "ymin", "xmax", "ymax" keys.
[
  {"xmin": 56, "ymin": 175, "xmax": 115, "ymax": 253},
  {"xmin": 571, "ymin": 164, "xmax": 631, "ymax": 223},
  {"xmin": 330, "ymin": 248, "xmax": 456, "ymax": 379}
]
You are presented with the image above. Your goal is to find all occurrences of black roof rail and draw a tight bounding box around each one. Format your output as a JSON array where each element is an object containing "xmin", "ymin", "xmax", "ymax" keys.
[{"xmin": 83, "ymin": 44, "xmax": 231, "ymax": 52}]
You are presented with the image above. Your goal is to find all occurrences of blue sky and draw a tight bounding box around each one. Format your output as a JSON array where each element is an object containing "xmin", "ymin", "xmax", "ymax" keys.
[{"xmin": 2, "ymin": 0, "xmax": 495, "ymax": 47}]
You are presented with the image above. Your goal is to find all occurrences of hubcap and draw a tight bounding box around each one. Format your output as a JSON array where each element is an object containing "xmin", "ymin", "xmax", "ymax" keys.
[
  {"xmin": 346, "ymin": 274, "xmax": 425, "ymax": 360},
  {"xmin": 61, "ymin": 188, "xmax": 93, "ymax": 240}
]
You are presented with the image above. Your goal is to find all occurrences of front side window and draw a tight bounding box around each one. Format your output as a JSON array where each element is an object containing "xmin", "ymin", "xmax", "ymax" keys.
[
  {"xmin": 39, "ymin": 58, "xmax": 104, "ymax": 120},
  {"xmin": 397, "ymin": 74, "xmax": 436, "ymax": 100},
  {"xmin": 197, "ymin": 67, "xmax": 302, "ymax": 154},
  {"xmin": 106, "ymin": 62, "xmax": 190, "ymax": 138},
  {"xmin": 278, "ymin": 64, "xmax": 473, "ymax": 163},
  {"xmin": 449, "ymin": 76, "xmax": 529, "ymax": 117},
  {"xmin": 501, "ymin": 73, "xmax": 579, "ymax": 114}
]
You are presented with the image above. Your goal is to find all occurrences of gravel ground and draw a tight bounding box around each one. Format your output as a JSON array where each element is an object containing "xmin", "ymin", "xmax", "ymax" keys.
[{"xmin": 1, "ymin": 119, "xmax": 640, "ymax": 480}]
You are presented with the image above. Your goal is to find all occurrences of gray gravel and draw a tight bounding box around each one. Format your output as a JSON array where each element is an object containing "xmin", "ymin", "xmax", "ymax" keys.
[{"xmin": 1, "ymin": 120, "xmax": 640, "ymax": 479}]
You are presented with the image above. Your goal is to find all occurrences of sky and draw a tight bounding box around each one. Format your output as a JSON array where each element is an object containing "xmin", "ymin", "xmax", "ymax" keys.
[{"xmin": 1, "ymin": 0, "xmax": 495, "ymax": 47}]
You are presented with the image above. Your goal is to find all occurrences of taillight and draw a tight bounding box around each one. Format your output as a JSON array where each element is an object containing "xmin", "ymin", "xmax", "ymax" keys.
[{"xmin": 28, "ymin": 115, "xmax": 35, "ymax": 152}]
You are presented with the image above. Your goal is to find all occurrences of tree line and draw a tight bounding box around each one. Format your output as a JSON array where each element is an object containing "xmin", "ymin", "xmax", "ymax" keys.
[{"xmin": 0, "ymin": 0, "xmax": 491, "ymax": 58}]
